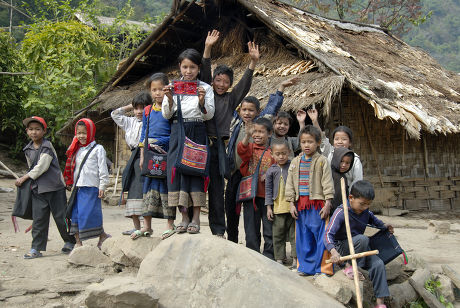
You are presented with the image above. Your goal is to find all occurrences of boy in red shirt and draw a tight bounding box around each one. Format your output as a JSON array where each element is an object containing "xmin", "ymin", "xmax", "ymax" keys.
[{"xmin": 237, "ymin": 117, "xmax": 275, "ymax": 259}]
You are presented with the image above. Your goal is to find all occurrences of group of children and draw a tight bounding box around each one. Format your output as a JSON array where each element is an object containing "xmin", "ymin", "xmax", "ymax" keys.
[{"xmin": 14, "ymin": 29, "xmax": 393, "ymax": 308}]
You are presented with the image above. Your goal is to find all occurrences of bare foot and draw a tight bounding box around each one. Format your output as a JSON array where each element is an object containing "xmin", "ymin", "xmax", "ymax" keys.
[
  {"xmin": 75, "ymin": 242, "xmax": 83, "ymax": 248},
  {"xmin": 97, "ymin": 233, "xmax": 112, "ymax": 249}
]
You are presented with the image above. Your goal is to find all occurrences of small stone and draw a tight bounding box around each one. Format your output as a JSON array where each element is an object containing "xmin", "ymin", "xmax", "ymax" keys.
[
  {"xmin": 428, "ymin": 220, "xmax": 450, "ymax": 234},
  {"xmin": 68, "ymin": 245, "xmax": 111, "ymax": 267},
  {"xmin": 389, "ymin": 281, "xmax": 417, "ymax": 308},
  {"xmin": 42, "ymin": 292, "xmax": 60, "ymax": 299}
]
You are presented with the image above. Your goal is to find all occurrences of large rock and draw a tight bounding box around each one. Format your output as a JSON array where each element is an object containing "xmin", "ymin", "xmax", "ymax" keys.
[
  {"xmin": 68, "ymin": 245, "xmax": 111, "ymax": 267},
  {"xmin": 313, "ymin": 272, "xmax": 354, "ymax": 304},
  {"xmin": 102, "ymin": 236, "xmax": 161, "ymax": 267},
  {"xmin": 137, "ymin": 234, "xmax": 343, "ymax": 308},
  {"xmin": 385, "ymin": 258, "xmax": 404, "ymax": 281},
  {"xmin": 388, "ymin": 281, "xmax": 418, "ymax": 308},
  {"xmin": 437, "ymin": 274, "xmax": 455, "ymax": 302},
  {"xmin": 85, "ymin": 276, "xmax": 158, "ymax": 308}
]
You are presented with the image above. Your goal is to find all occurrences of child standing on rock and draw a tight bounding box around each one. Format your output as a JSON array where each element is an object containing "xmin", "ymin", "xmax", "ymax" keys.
[
  {"xmin": 285, "ymin": 125, "xmax": 334, "ymax": 276},
  {"xmin": 265, "ymin": 139, "xmax": 296, "ymax": 268},
  {"xmin": 111, "ymin": 92, "xmax": 148, "ymax": 236},
  {"xmin": 64, "ymin": 118, "xmax": 111, "ymax": 249},
  {"xmin": 16, "ymin": 116, "xmax": 75, "ymax": 259}
]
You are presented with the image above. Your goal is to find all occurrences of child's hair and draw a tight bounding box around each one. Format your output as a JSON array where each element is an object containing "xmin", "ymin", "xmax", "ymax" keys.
[
  {"xmin": 343, "ymin": 152, "xmax": 354, "ymax": 161},
  {"xmin": 350, "ymin": 180, "xmax": 375, "ymax": 200},
  {"xmin": 132, "ymin": 91, "xmax": 152, "ymax": 108},
  {"xmin": 77, "ymin": 121, "xmax": 86, "ymax": 127},
  {"xmin": 332, "ymin": 126, "xmax": 353, "ymax": 143},
  {"xmin": 271, "ymin": 138, "xmax": 289, "ymax": 150},
  {"xmin": 213, "ymin": 65, "xmax": 234, "ymax": 85},
  {"xmin": 299, "ymin": 125, "xmax": 321, "ymax": 143},
  {"xmin": 145, "ymin": 72, "xmax": 169, "ymax": 88},
  {"xmin": 274, "ymin": 111, "xmax": 292, "ymax": 125},
  {"xmin": 241, "ymin": 96, "xmax": 260, "ymax": 111},
  {"xmin": 177, "ymin": 48, "xmax": 202, "ymax": 66},
  {"xmin": 254, "ymin": 117, "xmax": 273, "ymax": 134}
]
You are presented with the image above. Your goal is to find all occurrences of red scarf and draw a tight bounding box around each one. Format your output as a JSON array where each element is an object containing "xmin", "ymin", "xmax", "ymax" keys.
[{"xmin": 63, "ymin": 118, "xmax": 96, "ymax": 186}]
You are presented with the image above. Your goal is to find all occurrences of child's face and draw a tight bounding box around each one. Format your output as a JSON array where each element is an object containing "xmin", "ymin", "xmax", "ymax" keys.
[
  {"xmin": 272, "ymin": 144, "xmax": 289, "ymax": 166},
  {"xmin": 239, "ymin": 102, "xmax": 258, "ymax": 123},
  {"xmin": 76, "ymin": 125, "xmax": 87, "ymax": 145},
  {"xmin": 300, "ymin": 133, "xmax": 319, "ymax": 157},
  {"xmin": 349, "ymin": 195, "xmax": 372, "ymax": 214},
  {"xmin": 274, "ymin": 117, "xmax": 290, "ymax": 137},
  {"xmin": 252, "ymin": 124, "xmax": 270, "ymax": 146},
  {"xmin": 340, "ymin": 155, "xmax": 353, "ymax": 173},
  {"xmin": 133, "ymin": 105, "xmax": 144, "ymax": 120},
  {"xmin": 150, "ymin": 80, "xmax": 165, "ymax": 105},
  {"xmin": 179, "ymin": 58, "xmax": 199, "ymax": 80},
  {"xmin": 212, "ymin": 74, "xmax": 231, "ymax": 95},
  {"xmin": 333, "ymin": 131, "xmax": 351, "ymax": 149},
  {"xmin": 26, "ymin": 122, "xmax": 45, "ymax": 143}
]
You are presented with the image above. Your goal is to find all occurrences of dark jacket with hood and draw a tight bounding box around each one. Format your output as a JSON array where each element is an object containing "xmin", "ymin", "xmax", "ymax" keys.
[{"xmin": 331, "ymin": 147, "xmax": 355, "ymax": 212}]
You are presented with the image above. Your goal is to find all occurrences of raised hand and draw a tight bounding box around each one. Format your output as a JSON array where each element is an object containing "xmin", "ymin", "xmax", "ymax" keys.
[
  {"xmin": 307, "ymin": 108, "xmax": 318, "ymax": 123},
  {"xmin": 278, "ymin": 76, "xmax": 300, "ymax": 92},
  {"xmin": 247, "ymin": 41, "xmax": 260, "ymax": 70},
  {"xmin": 296, "ymin": 109, "xmax": 307, "ymax": 124},
  {"xmin": 205, "ymin": 30, "xmax": 220, "ymax": 47},
  {"xmin": 198, "ymin": 86, "xmax": 206, "ymax": 107}
]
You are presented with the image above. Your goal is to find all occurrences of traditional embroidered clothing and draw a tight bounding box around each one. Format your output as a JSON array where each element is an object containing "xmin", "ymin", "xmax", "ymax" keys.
[
  {"xmin": 141, "ymin": 106, "xmax": 174, "ymax": 219},
  {"xmin": 299, "ymin": 155, "xmax": 312, "ymax": 196}
]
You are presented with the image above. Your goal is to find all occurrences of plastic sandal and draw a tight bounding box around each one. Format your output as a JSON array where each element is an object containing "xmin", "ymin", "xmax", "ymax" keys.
[
  {"xmin": 343, "ymin": 266, "xmax": 365, "ymax": 281},
  {"xmin": 122, "ymin": 228, "xmax": 137, "ymax": 235},
  {"xmin": 187, "ymin": 222, "xmax": 200, "ymax": 234},
  {"xmin": 161, "ymin": 228, "xmax": 176, "ymax": 240},
  {"xmin": 24, "ymin": 249, "xmax": 42, "ymax": 259},
  {"xmin": 176, "ymin": 222, "xmax": 189, "ymax": 234}
]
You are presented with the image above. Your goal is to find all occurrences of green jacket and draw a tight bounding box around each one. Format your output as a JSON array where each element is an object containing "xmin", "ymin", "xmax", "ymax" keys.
[{"xmin": 285, "ymin": 152, "xmax": 334, "ymax": 203}]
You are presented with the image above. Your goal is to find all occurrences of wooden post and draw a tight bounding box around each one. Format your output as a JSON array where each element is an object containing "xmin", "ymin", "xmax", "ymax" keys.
[
  {"xmin": 326, "ymin": 250, "xmax": 379, "ymax": 264},
  {"xmin": 360, "ymin": 104, "xmax": 383, "ymax": 188},
  {"xmin": 341, "ymin": 177, "xmax": 363, "ymax": 308},
  {"xmin": 0, "ymin": 160, "xmax": 19, "ymax": 179},
  {"xmin": 112, "ymin": 166, "xmax": 121, "ymax": 197}
]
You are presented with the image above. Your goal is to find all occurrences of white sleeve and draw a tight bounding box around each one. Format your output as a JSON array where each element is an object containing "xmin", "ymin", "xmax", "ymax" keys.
[
  {"xmin": 320, "ymin": 136, "xmax": 333, "ymax": 158},
  {"xmin": 27, "ymin": 153, "xmax": 53, "ymax": 180},
  {"xmin": 201, "ymin": 85, "xmax": 215, "ymax": 120},
  {"xmin": 97, "ymin": 146, "xmax": 109, "ymax": 191},
  {"xmin": 111, "ymin": 108, "xmax": 129, "ymax": 130},
  {"xmin": 350, "ymin": 155, "xmax": 363, "ymax": 187},
  {"xmin": 161, "ymin": 96, "xmax": 176, "ymax": 119}
]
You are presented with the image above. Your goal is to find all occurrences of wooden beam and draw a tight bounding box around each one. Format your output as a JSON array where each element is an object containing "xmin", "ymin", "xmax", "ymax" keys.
[{"xmin": 326, "ymin": 250, "xmax": 379, "ymax": 264}]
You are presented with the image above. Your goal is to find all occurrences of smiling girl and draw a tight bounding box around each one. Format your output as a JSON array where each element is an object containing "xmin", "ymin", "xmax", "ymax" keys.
[
  {"xmin": 162, "ymin": 48, "xmax": 215, "ymax": 234},
  {"xmin": 285, "ymin": 125, "xmax": 334, "ymax": 276}
]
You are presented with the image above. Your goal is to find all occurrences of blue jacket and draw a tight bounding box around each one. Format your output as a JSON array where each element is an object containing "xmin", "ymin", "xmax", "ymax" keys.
[
  {"xmin": 324, "ymin": 204, "xmax": 386, "ymax": 251},
  {"xmin": 227, "ymin": 90, "xmax": 284, "ymax": 171}
]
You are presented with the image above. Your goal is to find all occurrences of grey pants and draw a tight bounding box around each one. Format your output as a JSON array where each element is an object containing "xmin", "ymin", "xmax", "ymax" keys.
[
  {"xmin": 336, "ymin": 234, "xmax": 390, "ymax": 298},
  {"xmin": 32, "ymin": 188, "xmax": 75, "ymax": 251},
  {"xmin": 273, "ymin": 213, "xmax": 296, "ymax": 260}
]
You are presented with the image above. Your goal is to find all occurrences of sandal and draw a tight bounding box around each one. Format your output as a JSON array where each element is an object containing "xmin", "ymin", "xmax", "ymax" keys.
[
  {"xmin": 24, "ymin": 249, "xmax": 42, "ymax": 259},
  {"xmin": 131, "ymin": 229, "xmax": 152, "ymax": 240},
  {"xmin": 161, "ymin": 226, "xmax": 176, "ymax": 240},
  {"xmin": 343, "ymin": 266, "xmax": 365, "ymax": 281},
  {"xmin": 187, "ymin": 222, "xmax": 200, "ymax": 234},
  {"xmin": 122, "ymin": 228, "xmax": 137, "ymax": 235},
  {"xmin": 176, "ymin": 222, "xmax": 189, "ymax": 234},
  {"xmin": 61, "ymin": 242, "xmax": 75, "ymax": 254}
]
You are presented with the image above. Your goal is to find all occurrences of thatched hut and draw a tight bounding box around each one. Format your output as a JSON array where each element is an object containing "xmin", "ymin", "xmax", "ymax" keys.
[{"xmin": 58, "ymin": 0, "xmax": 460, "ymax": 212}]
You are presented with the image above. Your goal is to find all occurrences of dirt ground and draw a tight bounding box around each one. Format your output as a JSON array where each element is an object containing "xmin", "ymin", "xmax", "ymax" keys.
[{"xmin": 1, "ymin": 172, "xmax": 460, "ymax": 307}]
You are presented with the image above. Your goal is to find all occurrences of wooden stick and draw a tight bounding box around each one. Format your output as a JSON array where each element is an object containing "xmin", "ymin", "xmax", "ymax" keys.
[
  {"xmin": 360, "ymin": 104, "xmax": 383, "ymax": 188},
  {"xmin": 409, "ymin": 278, "xmax": 445, "ymax": 308},
  {"xmin": 341, "ymin": 177, "xmax": 363, "ymax": 308},
  {"xmin": 441, "ymin": 265, "xmax": 460, "ymax": 289},
  {"xmin": 111, "ymin": 166, "xmax": 121, "ymax": 197},
  {"xmin": 326, "ymin": 250, "xmax": 379, "ymax": 264},
  {"xmin": 0, "ymin": 160, "xmax": 19, "ymax": 179}
]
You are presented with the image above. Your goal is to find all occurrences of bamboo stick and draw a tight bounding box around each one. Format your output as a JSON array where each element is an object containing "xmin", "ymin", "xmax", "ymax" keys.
[
  {"xmin": 326, "ymin": 250, "xmax": 379, "ymax": 264},
  {"xmin": 112, "ymin": 166, "xmax": 121, "ymax": 197},
  {"xmin": 0, "ymin": 160, "xmax": 19, "ymax": 179},
  {"xmin": 341, "ymin": 177, "xmax": 363, "ymax": 308},
  {"xmin": 360, "ymin": 104, "xmax": 383, "ymax": 188}
]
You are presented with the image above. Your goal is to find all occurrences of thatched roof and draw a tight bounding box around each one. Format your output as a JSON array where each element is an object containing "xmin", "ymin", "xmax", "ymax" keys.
[{"xmin": 59, "ymin": 0, "xmax": 460, "ymax": 139}]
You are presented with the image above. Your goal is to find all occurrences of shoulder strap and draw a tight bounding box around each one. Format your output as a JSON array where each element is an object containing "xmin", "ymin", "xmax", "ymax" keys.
[
  {"xmin": 73, "ymin": 144, "xmax": 97, "ymax": 188},
  {"xmin": 253, "ymin": 145, "xmax": 269, "ymax": 175},
  {"xmin": 143, "ymin": 105, "xmax": 152, "ymax": 154}
]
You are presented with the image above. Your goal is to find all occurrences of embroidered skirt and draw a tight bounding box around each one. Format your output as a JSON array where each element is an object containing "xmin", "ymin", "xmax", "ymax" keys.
[
  {"xmin": 167, "ymin": 121, "xmax": 207, "ymax": 208},
  {"xmin": 70, "ymin": 186, "xmax": 103, "ymax": 241},
  {"xmin": 142, "ymin": 176, "xmax": 175, "ymax": 219},
  {"xmin": 125, "ymin": 152, "xmax": 144, "ymax": 217}
]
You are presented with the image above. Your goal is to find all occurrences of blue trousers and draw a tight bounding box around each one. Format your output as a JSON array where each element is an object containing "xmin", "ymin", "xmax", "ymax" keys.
[{"xmin": 296, "ymin": 207, "xmax": 327, "ymax": 275}]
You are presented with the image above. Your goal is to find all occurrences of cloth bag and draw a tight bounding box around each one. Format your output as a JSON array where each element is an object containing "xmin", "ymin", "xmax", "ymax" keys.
[
  {"xmin": 141, "ymin": 105, "xmax": 167, "ymax": 178},
  {"xmin": 174, "ymin": 94, "xmax": 210, "ymax": 177},
  {"xmin": 369, "ymin": 229, "xmax": 404, "ymax": 264},
  {"xmin": 65, "ymin": 144, "xmax": 96, "ymax": 220},
  {"xmin": 236, "ymin": 147, "xmax": 268, "ymax": 203},
  {"xmin": 12, "ymin": 143, "xmax": 43, "ymax": 220}
]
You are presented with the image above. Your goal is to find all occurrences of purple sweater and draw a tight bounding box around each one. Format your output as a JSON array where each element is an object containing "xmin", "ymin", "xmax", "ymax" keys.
[{"xmin": 324, "ymin": 204, "xmax": 386, "ymax": 252}]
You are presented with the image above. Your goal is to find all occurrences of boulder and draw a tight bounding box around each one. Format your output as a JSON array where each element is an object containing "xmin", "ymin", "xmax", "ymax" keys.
[
  {"xmin": 314, "ymin": 272, "xmax": 354, "ymax": 304},
  {"xmin": 85, "ymin": 276, "xmax": 158, "ymax": 308},
  {"xmin": 137, "ymin": 234, "xmax": 343, "ymax": 308},
  {"xmin": 411, "ymin": 268, "xmax": 432, "ymax": 286},
  {"xmin": 102, "ymin": 236, "xmax": 161, "ymax": 267},
  {"xmin": 68, "ymin": 245, "xmax": 111, "ymax": 267},
  {"xmin": 385, "ymin": 258, "xmax": 404, "ymax": 281},
  {"xmin": 437, "ymin": 274, "xmax": 455, "ymax": 302},
  {"xmin": 388, "ymin": 281, "xmax": 418, "ymax": 308}
]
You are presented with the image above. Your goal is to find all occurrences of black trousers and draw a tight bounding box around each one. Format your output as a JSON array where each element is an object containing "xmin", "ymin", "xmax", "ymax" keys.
[
  {"xmin": 32, "ymin": 188, "xmax": 75, "ymax": 251},
  {"xmin": 207, "ymin": 141, "xmax": 226, "ymax": 235},
  {"xmin": 225, "ymin": 170, "xmax": 242, "ymax": 242},
  {"xmin": 243, "ymin": 197, "xmax": 274, "ymax": 260}
]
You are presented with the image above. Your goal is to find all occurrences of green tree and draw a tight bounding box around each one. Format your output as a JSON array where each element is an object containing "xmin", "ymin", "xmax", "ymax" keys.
[{"xmin": 21, "ymin": 20, "xmax": 113, "ymax": 134}]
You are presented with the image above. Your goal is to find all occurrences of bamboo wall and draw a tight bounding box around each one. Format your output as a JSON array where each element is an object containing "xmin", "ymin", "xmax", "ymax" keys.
[{"xmin": 325, "ymin": 88, "xmax": 460, "ymax": 211}]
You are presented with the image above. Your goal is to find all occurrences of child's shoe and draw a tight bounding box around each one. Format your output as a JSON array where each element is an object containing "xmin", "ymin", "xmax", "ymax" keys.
[
  {"xmin": 24, "ymin": 248, "xmax": 42, "ymax": 259},
  {"xmin": 61, "ymin": 242, "xmax": 75, "ymax": 254}
]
